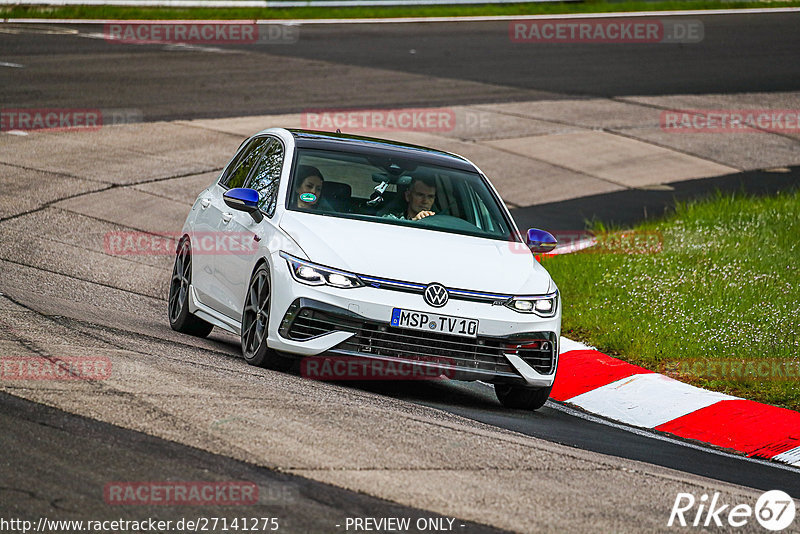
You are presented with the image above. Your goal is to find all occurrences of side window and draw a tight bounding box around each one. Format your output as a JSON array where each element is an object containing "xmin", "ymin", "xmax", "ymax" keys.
[
  {"xmin": 246, "ymin": 138, "xmax": 284, "ymax": 217},
  {"xmin": 220, "ymin": 137, "xmax": 270, "ymax": 189}
]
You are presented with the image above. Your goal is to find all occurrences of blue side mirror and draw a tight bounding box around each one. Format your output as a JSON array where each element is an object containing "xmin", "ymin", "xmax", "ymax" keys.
[
  {"xmin": 223, "ymin": 188, "xmax": 263, "ymax": 222},
  {"xmin": 526, "ymin": 228, "xmax": 558, "ymax": 253}
]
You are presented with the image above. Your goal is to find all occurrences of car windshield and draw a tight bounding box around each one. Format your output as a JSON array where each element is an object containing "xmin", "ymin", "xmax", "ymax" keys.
[{"xmin": 286, "ymin": 147, "xmax": 515, "ymax": 241}]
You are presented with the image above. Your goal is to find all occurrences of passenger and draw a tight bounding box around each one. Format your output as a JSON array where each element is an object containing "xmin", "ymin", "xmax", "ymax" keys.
[
  {"xmin": 294, "ymin": 165, "xmax": 325, "ymax": 210},
  {"xmin": 384, "ymin": 177, "xmax": 436, "ymax": 221}
]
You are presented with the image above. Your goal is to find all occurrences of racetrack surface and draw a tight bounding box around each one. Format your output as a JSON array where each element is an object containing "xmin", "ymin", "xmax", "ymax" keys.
[
  {"xmin": 0, "ymin": 392, "xmax": 506, "ymax": 533},
  {"xmin": 1, "ymin": 13, "xmax": 799, "ymax": 120},
  {"xmin": 2, "ymin": 12, "xmax": 800, "ymax": 532}
]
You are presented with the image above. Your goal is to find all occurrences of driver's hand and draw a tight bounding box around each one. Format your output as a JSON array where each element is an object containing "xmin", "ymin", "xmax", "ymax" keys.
[{"xmin": 412, "ymin": 210, "xmax": 435, "ymax": 221}]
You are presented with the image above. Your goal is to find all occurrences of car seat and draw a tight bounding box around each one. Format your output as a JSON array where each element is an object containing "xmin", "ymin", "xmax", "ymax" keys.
[{"xmin": 321, "ymin": 181, "xmax": 352, "ymax": 213}]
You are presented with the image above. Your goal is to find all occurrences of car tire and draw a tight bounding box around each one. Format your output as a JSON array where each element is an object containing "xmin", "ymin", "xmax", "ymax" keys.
[
  {"xmin": 241, "ymin": 263, "xmax": 291, "ymax": 371},
  {"xmin": 168, "ymin": 238, "xmax": 214, "ymax": 338},
  {"xmin": 495, "ymin": 384, "xmax": 552, "ymax": 411}
]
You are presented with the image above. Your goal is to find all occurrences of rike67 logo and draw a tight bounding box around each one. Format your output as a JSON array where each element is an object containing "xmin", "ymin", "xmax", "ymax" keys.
[{"xmin": 669, "ymin": 490, "xmax": 795, "ymax": 531}]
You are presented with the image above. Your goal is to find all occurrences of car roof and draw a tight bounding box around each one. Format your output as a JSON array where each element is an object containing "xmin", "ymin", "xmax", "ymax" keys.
[{"xmin": 287, "ymin": 129, "xmax": 476, "ymax": 172}]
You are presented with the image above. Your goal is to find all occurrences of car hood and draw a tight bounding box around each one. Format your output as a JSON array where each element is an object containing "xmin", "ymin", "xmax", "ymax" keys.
[{"xmin": 279, "ymin": 212, "xmax": 552, "ymax": 295}]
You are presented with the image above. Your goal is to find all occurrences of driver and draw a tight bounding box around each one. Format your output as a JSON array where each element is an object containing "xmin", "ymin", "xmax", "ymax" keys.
[{"xmin": 384, "ymin": 177, "xmax": 436, "ymax": 221}]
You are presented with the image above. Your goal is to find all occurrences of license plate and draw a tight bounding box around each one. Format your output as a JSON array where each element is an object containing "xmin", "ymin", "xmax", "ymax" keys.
[{"xmin": 390, "ymin": 308, "xmax": 479, "ymax": 338}]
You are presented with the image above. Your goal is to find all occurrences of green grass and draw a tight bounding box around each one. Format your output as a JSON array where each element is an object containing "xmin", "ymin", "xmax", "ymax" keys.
[
  {"xmin": 2, "ymin": 0, "xmax": 800, "ymax": 20},
  {"xmin": 544, "ymin": 189, "xmax": 800, "ymax": 410}
]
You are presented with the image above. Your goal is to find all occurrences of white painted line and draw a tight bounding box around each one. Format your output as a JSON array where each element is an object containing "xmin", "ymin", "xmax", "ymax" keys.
[
  {"xmin": 162, "ymin": 42, "xmax": 243, "ymax": 52},
  {"xmin": 773, "ymin": 447, "xmax": 800, "ymax": 467},
  {"xmin": 559, "ymin": 336, "xmax": 595, "ymax": 354},
  {"xmin": 3, "ymin": 7, "xmax": 800, "ymax": 25},
  {"xmin": 261, "ymin": 6, "xmax": 800, "ymax": 23},
  {"xmin": 566, "ymin": 373, "xmax": 738, "ymax": 428},
  {"xmin": 0, "ymin": 61, "xmax": 24, "ymax": 68},
  {"xmin": 547, "ymin": 400, "xmax": 800, "ymax": 474},
  {"xmin": 81, "ymin": 31, "xmax": 113, "ymax": 39},
  {"xmin": 3, "ymin": 130, "xmax": 29, "ymax": 136}
]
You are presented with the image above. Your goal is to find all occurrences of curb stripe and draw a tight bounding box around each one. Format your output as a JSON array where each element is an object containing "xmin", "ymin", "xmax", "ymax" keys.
[
  {"xmin": 654, "ymin": 399, "xmax": 800, "ymax": 459},
  {"xmin": 773, "ymin": 447, "xmax": 800, "ymax": 467},
  {"xmin": 749, "ymin": 438, "xmax": 800, "ymax": 461},
  {"xmin": 566, "ymin": 373, "xmax": 736, "ymax": 428},
  {"xmin": 553, "ymin": 344, "xmax": 800, "ymax": 466},
  {"xmin": 550, "ymin": 348, "xmax": 652, "ymax": 401}
]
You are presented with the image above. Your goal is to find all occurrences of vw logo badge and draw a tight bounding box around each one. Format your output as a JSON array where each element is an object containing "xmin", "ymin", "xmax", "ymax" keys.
[{"xmin": 423, "ymin": 283, "xmax": 449, "ymax": 308}]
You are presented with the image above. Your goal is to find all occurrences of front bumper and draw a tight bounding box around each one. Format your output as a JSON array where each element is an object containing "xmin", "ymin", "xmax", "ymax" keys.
[
  {"xmin": 283, "ymin": 298, "xmax": 557, "ymax": 385},
  {"xmin": 266, "ymin": 255, "xmax": 560, "ymax": 387}
]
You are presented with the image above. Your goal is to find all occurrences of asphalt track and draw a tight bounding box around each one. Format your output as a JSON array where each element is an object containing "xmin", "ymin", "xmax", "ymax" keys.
[
  {"xmin": 1, "ymin": 13, "xmax": 799, "ymax": 120},
  {"xmin": 2, "ymin": 11, "xmax": 800, "ymax": 532},
  {"xmin": 0, "ymin": 392, "xmax": 505, "ymax": 533}
]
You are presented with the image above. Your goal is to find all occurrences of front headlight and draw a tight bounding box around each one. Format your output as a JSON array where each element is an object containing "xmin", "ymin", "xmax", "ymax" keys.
[
  {"xmin": 504, "ymin": 291, "xmax": 558, "ymax": 317},
  {"xmin": 280, "ymin": 252, "xmax": 363, "ymax": 289}
]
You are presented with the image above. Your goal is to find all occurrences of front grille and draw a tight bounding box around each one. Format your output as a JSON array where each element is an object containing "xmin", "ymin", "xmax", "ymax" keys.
[{"xmin": 286, "ymin": 308, "xmax": 555, "ymax": 375}]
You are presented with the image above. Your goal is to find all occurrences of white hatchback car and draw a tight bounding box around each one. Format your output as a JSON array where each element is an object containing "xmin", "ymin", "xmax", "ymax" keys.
[{"xmin": 169, "ymin": 128, "xmax": 561, "ymax": 410}]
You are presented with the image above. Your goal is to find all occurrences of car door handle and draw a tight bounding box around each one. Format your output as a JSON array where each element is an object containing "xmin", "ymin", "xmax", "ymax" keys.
[
  {"xmin": 221, "ymin": 212, "xmax": 233, "ymax": 224},
  {"xmin": 200, "ymin": 198, "xmax": 211, "ymax": 209}
]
